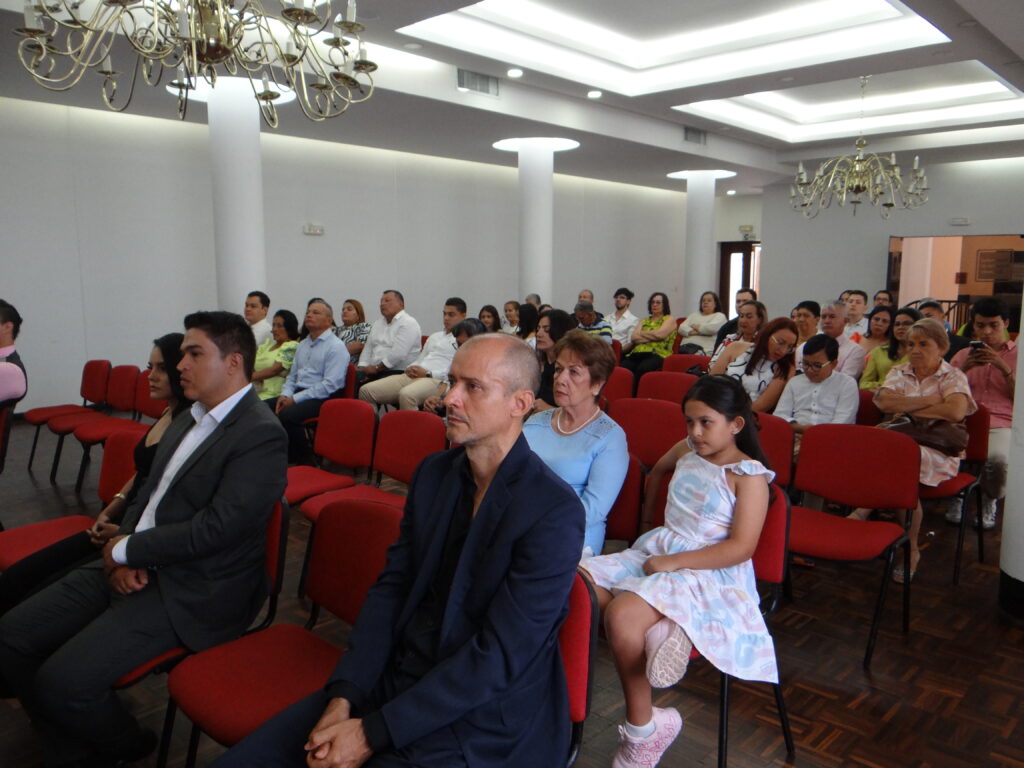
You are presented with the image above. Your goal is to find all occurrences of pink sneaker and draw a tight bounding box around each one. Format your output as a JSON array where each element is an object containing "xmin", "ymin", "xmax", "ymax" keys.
[
  {"xmin": 645, "ymin": 618, "xmax": 692, "ymax": 688},
  {"xmin": 612, "ymin": 706, "xmax": 683, "ymax": 768}
]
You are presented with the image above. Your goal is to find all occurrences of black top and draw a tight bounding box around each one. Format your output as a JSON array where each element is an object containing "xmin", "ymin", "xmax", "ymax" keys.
[
  {"xmin": 714, "ymin": 317, "xmax": 739, "ymax": 352},
  {"xmin": 538, "ymin": 359, "xmax": 555, "ymax": 405}
]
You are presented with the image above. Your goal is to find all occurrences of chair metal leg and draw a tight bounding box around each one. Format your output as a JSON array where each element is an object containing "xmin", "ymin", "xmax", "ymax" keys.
[
  {"xmin": 975, "ymin": 486, "xmax": 985, "ymax": 564},
  {"xmin": 953, "ymin": 491, "xmax": 969, "ymax": 585},
  {"xmin": 49, "ymin": 434, "xmax": 65, "ymax": 483},
  {"xmin": 27, "ymin": 425, "xmax": 41, "ymax": 470},
  {"xmin": 156, "ymin": 699, "xmax": 177, "ymax": 768},
  {"xmin": 901, "ymin": 541, "xmax": 911, "ymax": 634},
  {"xmin": 717, "ymin": 673, "xmax": 730, "ymax": 768},
  {"xmin": 74, "ymin": 444, "xmax": 91, "ymax": 493},
  {"xmin": 772, "ymin": 682, "xmax": 796, "ymax": 757},
  {"xmin": 185, "ymin": 723, "xmax": 201, "ymax": 768},
  {"xmin": 297, "ymin": 523, "xmax": 317, "ymax": 599},
  {"xmin": 865, "ymin": 545, "xmax": 897, "ymax": 669}
]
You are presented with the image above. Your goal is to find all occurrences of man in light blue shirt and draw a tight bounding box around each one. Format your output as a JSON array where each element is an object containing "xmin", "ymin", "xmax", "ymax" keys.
[{"xmin": 275, "ymin": 298, "xmax": 349, "ymax": 463}]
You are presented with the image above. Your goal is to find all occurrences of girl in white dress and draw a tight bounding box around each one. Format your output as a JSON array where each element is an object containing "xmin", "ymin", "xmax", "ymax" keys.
[{"xmin": 582, "ymin": 375, "xmax": 778, "ymax": 768}]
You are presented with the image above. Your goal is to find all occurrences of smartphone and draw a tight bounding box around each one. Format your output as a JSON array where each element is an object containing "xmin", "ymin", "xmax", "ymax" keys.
[{"xmin": 968, "ymin": 340, "xmax": 985, "ymax": 349}]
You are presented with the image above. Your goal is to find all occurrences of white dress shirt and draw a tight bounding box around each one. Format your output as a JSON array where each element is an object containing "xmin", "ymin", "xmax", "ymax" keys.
[
  {"xmin": 774, "ymin": 371, "xmax": 858, "ymax": 427},
  {"xmin": 112, "ymin": 384, "xmax": 253, "ymax": 565},
  {"xmin": 797, "ymin": 335, "xmax": 866, "ymax": 379},
  {"xmin": 360, "ymin": 310, "xmax": 422, "ymax": 371},
  {"xmin": 250, "ymin": 318, "xmax": 272, "ymax": 347},
  {"xmin": 412, "ymin": 330, "xmax": 458, "ymax": 380},
  {"xmin": 842, "ymin": 317, "xmax": 868, "ymax": 340},
  {"xmin": 610, "ymin": 309, "xmax": 639, "ymax": 346}
]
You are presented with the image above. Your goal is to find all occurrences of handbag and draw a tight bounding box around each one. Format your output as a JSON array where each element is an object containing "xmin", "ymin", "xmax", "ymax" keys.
[{"xmin": 878, "ymin": 414, "xmax": 968, "ymax": 456}]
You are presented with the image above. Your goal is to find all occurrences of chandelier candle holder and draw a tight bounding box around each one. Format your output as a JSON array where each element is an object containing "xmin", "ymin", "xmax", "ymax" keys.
[
  {"xmin": 790, "ymin": 77, "xmax": 928, "ymax": 219},
  {"xmin": 13, "ymin": 0, "xmax": 377, "ymax": 127}
]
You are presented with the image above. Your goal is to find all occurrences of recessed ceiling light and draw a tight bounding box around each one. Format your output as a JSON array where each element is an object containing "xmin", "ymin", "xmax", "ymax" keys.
[
  {"xmin": 726, "ymin": 190, "xmax": 737, "ymax": 195},
  {"xmin": 403, "ymin": 42, "xmax": 423, "ymax": 50},
  {"xmin": 493, "ymin": 137, "xmax": 581, "ymax": 152},
  {"xmin": 507, "ymin": 67, "xmax": 523, "ymax": 78},
  {"xmin": 456, "ymin": 86, "xmax": 470, "ymax": 93},
  {"xmin": 666, "ymin": 170, "xmax": 737, "ymax": 180},
  {"xmin": 587, "ymin": 89, "xmax": 603, "ymax": 99}
]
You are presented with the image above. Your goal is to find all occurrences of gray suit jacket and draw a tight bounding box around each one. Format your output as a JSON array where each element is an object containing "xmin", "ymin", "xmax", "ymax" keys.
[{"xmin": 118, "ymin": 387, "xmax": 287, "ymax": 651}]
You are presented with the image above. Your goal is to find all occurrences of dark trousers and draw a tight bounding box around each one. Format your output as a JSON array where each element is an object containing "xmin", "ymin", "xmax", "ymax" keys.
[
  {"xmin": 620, "ymin": 352, "xmax": 665, "ymax": 394},
  {"xmin": 0, "ymin": 531, "xmax": 98, "ymax": 618},
  {"xmin": 272, "ymin": 397, "xmax": 326, "ymax": 463},
  {"xmin": 0, "ymin": 564, "xmax": 180, "ymax": 765}
]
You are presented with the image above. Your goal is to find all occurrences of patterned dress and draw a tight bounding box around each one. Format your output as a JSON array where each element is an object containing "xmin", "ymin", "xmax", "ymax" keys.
[{"xmin": 584, "ymin": 448, "xmax": 778, "ymax": 683}]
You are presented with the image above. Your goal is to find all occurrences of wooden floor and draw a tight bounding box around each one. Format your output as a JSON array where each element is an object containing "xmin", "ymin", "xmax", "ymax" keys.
[{"xmin": 2, "ymin": 419, "xmax": 1022, "ymax": 768}]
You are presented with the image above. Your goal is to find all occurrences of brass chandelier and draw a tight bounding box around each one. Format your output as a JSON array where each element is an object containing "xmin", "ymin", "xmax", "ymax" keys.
[
  {"xmin": 790, "ymin": 77, "xmax": 928, "ymax": 219},
  {"xmin": 13, "ymin": 0, "xmax": 377, "ymax": 127}
]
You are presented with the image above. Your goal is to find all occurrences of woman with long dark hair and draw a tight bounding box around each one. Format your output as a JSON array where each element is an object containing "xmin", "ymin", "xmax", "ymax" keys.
[
  {"xmin": 860, "ymin": 307, "xmax": 920, "ymax": 390},
  {"xmin": 621, "ymin": 292, "xmax": 677, "ymax": 388},
  {"xmin": 710, "ymin": 317, "xmax": 797, "ymax": 413},
  {"xmin": 478, "ymin": 305, "xmax": 503, "ymax": 334},
  {"xmin": 857, "ymin": 305, "xmax": 895, "ymax": 357},
  {"xmin": 253, "ymin": 309, "xmax": 300, "ymax": 403},
  {"xmin": 516, "ymin": 302, "xmax": 539, "ymax": 348},
  {"xmin": 534, "ymin": 308, "xmax": 579, "ymax": 411}
]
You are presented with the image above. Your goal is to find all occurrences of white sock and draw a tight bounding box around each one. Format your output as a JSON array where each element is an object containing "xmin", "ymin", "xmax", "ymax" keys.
[{"xmin": 624, "ymin": 718, "xmax": 656, "ymax": 739}]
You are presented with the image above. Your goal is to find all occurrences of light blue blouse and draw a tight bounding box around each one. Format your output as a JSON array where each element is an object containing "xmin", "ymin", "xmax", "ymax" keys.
[{"xmin": 523, "ymin": 409, "xmax": 629, "ymax": 557}]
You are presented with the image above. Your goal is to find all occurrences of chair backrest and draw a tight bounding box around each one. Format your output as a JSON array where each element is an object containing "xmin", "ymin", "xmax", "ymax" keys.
[
  {"xmin": 308, "ymin": 499, "xmax": 404, "ymax": 625},
  {"xmin": 609, "ymin": 398, "xmax": 686, "ymax": 469},
  {"xmin": 672, "ymin": 331, "xmax": 683, "ymax": 353},
  {"xmin": 794, "ymin": 424, "xmax": 919, "ymax": 510},
  {"xmin": 647, "ymin": 470, "xmax": 672, "ymax": 529},
  {"xmin": 97, "ymin": 429, "xmax": 139, "ymax": 506},
  {"xmin": 374, "ymin": 410, "xmax": 447, "ymax": 485},
  {"xmin": 752, "ymin": 483, "xmax": 790, "ymax": 587},
  {"xmin": 610, "ymin": 338, "xmax": 622, "ymax": 365},
  {"xmin": 106, "ymin": 365, "xmax": 141, "ymax": 413},
  {"xmin": 662, "ymin": 354, "xmax": 710, "ymax": 374},
  {"xmin": 601, "ymin": 367, "xmax": 633, "ymax": 411},
  {"xmin": 754, "ymin": 412, "xmax": 794, "ymax": 488},
  {"xmin": 133, "ymin": 370, "xmax": 166, "ymax": 420},
  {"xmin": 258, "ymin": 499, "xmax": 291, "ymax": 628},
  {"xmin": 636, "ymin": 371, "xmax": 698, "ymax": 404},
  {"xmin": 314, "ymin": 399, "xmax": 376, "ymax": 470},
  {"xmin": 559, "ymin": 571, "xmax": 598, "ymax": 728},
  {"xmin": 605, "ymin": 454, "xmax": 643, "ymax": 543},
  {"xmin": 341, "ymin": 363, "xmax": 357, "ymax": 398},
  {"xmin": 0, "ymin": 405, "xmax": 11, "ymax": 476},
  {"xmin": 856, "ymin": 388, "xmax": 883, "ymax": 426},
  {"xmin": 964, "ymin": 403, "xmax": 990, "ymax": 463},
  {"xmin": 81, "ymin": 359, "xmax": 112, "ymax": 405}
]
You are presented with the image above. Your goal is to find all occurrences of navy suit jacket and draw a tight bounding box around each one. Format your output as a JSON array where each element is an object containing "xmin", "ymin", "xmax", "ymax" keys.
[{"xmin": 328, "ymin": 433, "xmax": 585, "ymax": 767}]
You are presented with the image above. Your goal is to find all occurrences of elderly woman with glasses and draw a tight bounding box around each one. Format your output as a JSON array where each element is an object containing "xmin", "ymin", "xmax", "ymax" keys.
[{"xmin": 709, "ymin": 317, "xmax": 798, "ymax": 413}]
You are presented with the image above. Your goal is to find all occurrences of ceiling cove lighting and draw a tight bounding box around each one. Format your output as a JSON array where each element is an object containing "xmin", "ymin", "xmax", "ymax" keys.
[
  {"xmin": 507, "ymin": 67, "xmax": 523, "ymax": 78},
  {"xmin": 587, "ymin": 89, "xmax": 602, "ymax": 99},
  {"xmin": 493, "ymin": 137, "xmax": 580, "ymax": 152},
  {"xmin": 13, "ymin": 0, "xmax": 378, "ymax": 127},
  {"xmin": 791, "ymin": 77, "xmax": 928, "ymax": 219}
]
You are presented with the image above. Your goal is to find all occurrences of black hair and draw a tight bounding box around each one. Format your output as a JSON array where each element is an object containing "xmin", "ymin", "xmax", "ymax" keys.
[
  {"xmin": 918, "ymin": 300, "xmax": 943, "ymax": 312},
  {"xmin": 803, "ymin": 333, "xmax": 839, "ymax": 361},
  {"xmin": 383, "ymin": 289, "xmax": 405, "ymax": 304},
  {"xmin": 247, "ymin": 291, "xmax": 270, "ymax": 309},
  {"xmin": 737, "ymin": 287, "xmax": 757, "ymax": 301},
  {"xmin": 153, "ymin": 332, "xmax": 191, "ymax": 414},
  {"xmin": 874, "ymin": 289, "xmax": 894, "ymax": 303},
  {"xmin": 700, "ymin": 291, "xmax": 724, "ymax": 314},
  {"xmin": 683, "ymin": 375, "xmax": 770, "ymax": 469},
  {"xmin": 647, "ymin": 292, "xmax": 671, "ymax": 316},
  {"xmin": 864, "ymin": 305, "xmax": 895, "ymax": 340},
  {"xmin": 971, "ymin": 297, "xmax": 1010, "ymax": 322},
  {"xmin": 540, "ymin": 308, "xmax": 578, "ymax": 345},
  {"xmin": 614, "ymin": 287, "xmax": 635, "ymax": 300},
  {"xmin": 477, "ymin": 305, "xmax": 502, "ymax": 333},
  {"xmin": 517, "ymin": 303, "xmax": 539, "ymax": 339},
  {"xmin": 452, "ymin": 318, "xmax": 487, "ymax": 339},
  {"xmin": 0, "ymin": 299, "xmax": 22, "ymax": 340},
  {"xmin": 274, "ymin": 309, "xmax": 300, "ymax": 341},
  {"xmin": 445, "ymin": 297, "xmax": 468, "ymax": 315},
  {"xmin": 183, "ymin": 311, "xmax": 257, "ymax": 379},
  {"xmin": 847, "ymin": 289, "xmax": 868, "ymax": 303},
  {"xmin": 888, "ymin": 307, "xmax": 922, "ymax": 361},
  {"xmin": 794, "ymin": 300, "xmax": 821, "ymax": 318}
]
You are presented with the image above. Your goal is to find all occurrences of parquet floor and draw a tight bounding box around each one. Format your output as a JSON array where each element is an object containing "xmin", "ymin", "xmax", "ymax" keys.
[{"xmin": 1, "ymin": 419, "xmax": 1022, "ymax": 768}]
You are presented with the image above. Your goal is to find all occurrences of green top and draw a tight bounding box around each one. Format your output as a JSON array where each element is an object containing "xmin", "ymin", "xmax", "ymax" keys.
[
  {"xmin": 254, "ymin": 339, "xmax": 298, "ymax": 400},
  {"xmin": 860, "ymin": 344, "xmax": 905, "ymax": 390},
  {"xmin": 628, "ymin": 317, "xmax": 677, "ymax": 358}
]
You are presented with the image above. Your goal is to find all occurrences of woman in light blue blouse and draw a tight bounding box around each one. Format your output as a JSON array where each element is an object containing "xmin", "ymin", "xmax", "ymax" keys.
[{"xmin": 524, "ymin": 330, "xmax": 629, "ymax": 557}]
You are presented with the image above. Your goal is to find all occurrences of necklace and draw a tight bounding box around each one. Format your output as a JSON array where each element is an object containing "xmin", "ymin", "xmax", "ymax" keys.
[{"xmin": 556, "ymin": 406, "xmax": 600, "ymax": 436}]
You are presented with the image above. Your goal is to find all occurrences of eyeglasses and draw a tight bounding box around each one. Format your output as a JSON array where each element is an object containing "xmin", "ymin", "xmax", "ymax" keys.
[
  {"xmin": 893, "ymin": 320, "xmax": 914, "ymax": 327},
  {"xmin": 770, "ymin": 335, "xmax": 795, "ymax": 352},
  {"xmin": 803, "ymin": 360, "xmax": 833, "ymax": 371}
]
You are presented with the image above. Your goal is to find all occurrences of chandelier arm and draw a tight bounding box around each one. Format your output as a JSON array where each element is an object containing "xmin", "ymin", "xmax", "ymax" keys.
[{"xmin": 101, "ymin": 51, "xmax": 143, "ymax": 112}]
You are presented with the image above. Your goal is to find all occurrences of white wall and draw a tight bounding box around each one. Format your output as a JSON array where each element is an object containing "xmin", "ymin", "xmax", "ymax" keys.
[
  {"xmin": 759, "ymin": 156, "xmax": 1024, "ymax": 317},
  {"xmin": 1, "ymin": 98, "xmax": 687, "ymax": 410},
  {"xmin": 714, "ymin": 195, "xmax": 763, "ymax": 244}
]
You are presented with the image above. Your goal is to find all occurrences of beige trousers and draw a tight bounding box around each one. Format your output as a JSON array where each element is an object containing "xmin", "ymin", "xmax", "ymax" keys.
[{"xmin": 358, "ymin": 374, "xmax": 440, "ymax": 410}]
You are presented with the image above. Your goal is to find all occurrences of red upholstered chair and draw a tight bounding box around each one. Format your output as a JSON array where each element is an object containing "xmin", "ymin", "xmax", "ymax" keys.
[
  {"xmin": 754, "ymin": 412, "xmax": 794, "ymax": 489},
  {"xmin": 662, "ymin": 354, "xmax": 711, "ymax": 374},
  {"xmin": 341, "ymin": 362, "xmax": 357, "ymax": 398},
  {"xmin": 600, "ymin": 367, "xmax": 633, "ymax": 411},
  {"xmin": 0, "ymin": 404, "xmax": 12, "ymax": 478},
  {"xmin": 284, "ymin": 399, "xmax": 376, "ymax": 506},
  {"xmin": 159, "ymin": 500, "xmax": 402, "ymax": 768},
  {"xmin": 636, "ymin": 371, "xmax": 698, "ymax": 404},
  {"xmin": 788, "ymin": 424, "xmax": 920, "ymax": 668},
  {"xmin": 610, "ymin": 339, "xmax": 622, "ymax": 365},
  {"xmin": 134, "ymin": 369, "xmax": 168, "ymax": 421},
  {"xmin": 561, "ymin": 571, "xmax": 599, "ymax": 767},
  {"xmin": 609, "ymin": 398, "xmax": 686, "ymax": 470},
  {"xmin": 47, "ymin": 364, "xmax": 139, "ymax": 483},
  {"xmin": 604, "ymin": 454, "xmax": 643, "ymax": 544},
  {"xmin": 918, "ymin": 404, "xmax": 990, "ymax": 584},
  {"xmin": 23, "ymin": 359, "xmax": 111, "ymax": 470},
  {"xmin": 856, "ymin": 388, "xmax": 883, "ymax": 426}
]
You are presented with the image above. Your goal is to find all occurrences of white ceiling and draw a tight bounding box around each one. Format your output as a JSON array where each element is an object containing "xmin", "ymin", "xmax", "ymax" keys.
[{"xmin": 1, "ymin": 0, "xmax": 1023, "ymax": 194}]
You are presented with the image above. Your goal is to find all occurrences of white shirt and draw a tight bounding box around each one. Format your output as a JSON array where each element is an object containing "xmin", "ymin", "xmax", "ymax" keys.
[
  {"xmin": 413, "ymin": 330, "xmax": 458, "ymax": 380},
  {"xmin": 610, "ymin": 309, "xmax": 639, "ymax": 346},
  {"xmin": 250, "ymin": 317, "xmax": 272, "ymax": 347},
  {"xmin": 360, "ymin": 310, "xmax": 422, "ymax": 371},
  {"xmin": 797, "ymin": 334, "xmax": 866, "ymax": 379},
  {"xmin": 112, "ymin": 384, "xmax": 253, "ymax": 565},
  {"xmin": 843, "ymin": 317, "xmax": 868, "ymax": 340},
  {"xmin": 774, "ymin": 371, "xmax": 858, "ymax": 427}
]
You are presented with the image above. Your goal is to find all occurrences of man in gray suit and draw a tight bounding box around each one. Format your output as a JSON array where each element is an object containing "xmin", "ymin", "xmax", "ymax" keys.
[{"xmin": 0, "ymin": 311, "xmax": 287, "ymax": 768}]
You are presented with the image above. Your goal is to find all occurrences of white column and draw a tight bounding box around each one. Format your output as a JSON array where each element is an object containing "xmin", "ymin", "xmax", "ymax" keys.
[
  {"xmin": 517, "ymin": 144, "xmax": 555, "ymax": 304},
  {"xmin": 999, "ymin": 302, "xmax": 1024, "ymax": 618},
  {"xmin": 683, "ymin": 171, "xmax": 718, "ymax": 311},
  {"xmin": 206, "ymin": 80, "xmax": 267, "ymax": 311}
]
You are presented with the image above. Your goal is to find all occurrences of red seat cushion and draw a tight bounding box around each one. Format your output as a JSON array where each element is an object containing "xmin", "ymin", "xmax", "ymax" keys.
[
  {"xmin": 23, "ymin": 405, "xmax": 90, "ymax": 426},
  {"xmin": 113, "ymin": 646, "xmax": 189, "ymax": 688},
  {"xmin": 48, "ymin": 411, "xmax": 109, "ymax": 435},
  {"xmin": 789, "ymin": 506, "xmax": 904, "ymax": 561},
  {"xmin": 918, "ymin": 473, "xmax": 975, "ymax": 499},
  {"xmin": 284, "ymin": 466, "xmax": 357, "ymax": 506},
  {"xmin": 0, "ymin": 516, "xmax": 95, "ymax": 570},
  {"xmin": 168, "ymin": 624, "xmax": 340, "ymax": 747},
  {"xmin": 300, "ymin": 486, "xmax": 405, "ymax": 523},
  {"xmin": 73, "ymin": 418, "xmax": 148, "ymax": 446}
]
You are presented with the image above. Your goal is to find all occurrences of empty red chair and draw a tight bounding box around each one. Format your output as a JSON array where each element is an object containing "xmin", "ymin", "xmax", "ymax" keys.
[
  {"xmin": 662, "ymin": 354, "xmax": 710, "ymax": 374},
  {"xmin": 161, "ymin": 500, "xmax": 403, "ymax": 767},
  {"xmin": 561, "ymin": 571, "xmax": 599, "ymax": 767},
  {"xmin": 23, "ymin": 359, "xmax": 110, "ymax": 470},
  {"xmin": 604, "ymin": 454, "xmax": 643, "ymax": 544},
  {"xmin": 285, "ymin": 399, "xmax": 375, "ymax": 506},
  {"xmin": 754, "ymin": 412, "xmax": 794, "ymax": 488},
  {"xmin": 609, "ymin": 398, "xmax": 686, "ymax": 469},
  {"xmin": 600, "ymin": 367, "xmax": 633, "ymax": 411},
  {"xmin": 856, "ymin": 388, "xmax": 883, "ymax": 426},
  {"xmin": 636, "ymin": 371, "xmax": 697, "ymax": 404}
]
